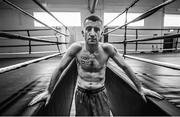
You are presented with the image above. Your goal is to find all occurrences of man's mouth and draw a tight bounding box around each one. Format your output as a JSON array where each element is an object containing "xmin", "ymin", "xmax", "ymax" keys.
[
  {"xmin": 88, "ymin": 38, "xmax": 97, "ymax": 44},
  {"xmin": 88, "ymin": 38, "xmax": 97, "ymax": 41}
]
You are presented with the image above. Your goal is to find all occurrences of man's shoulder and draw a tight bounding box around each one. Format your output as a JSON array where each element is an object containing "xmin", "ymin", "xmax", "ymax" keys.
[
  {"xmin": 100, "ymin": 42, "xmax": 117, "ymax": 57},
  {"xmin": 67, "ymin": 42, "xmax": 83, "ymax": 56},
  {"xmin": 70, "ymin": 42, "xmax": 83, "ymax": 50},
  {"xmin": 101, "ymin": 42, "xmax": 114, "ymax": 50}
]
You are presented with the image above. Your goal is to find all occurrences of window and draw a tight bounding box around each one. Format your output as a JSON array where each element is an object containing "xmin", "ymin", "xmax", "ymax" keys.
[
  {"xmin": 33, "ymin": 12, "xmax": 81, "ymax": 27},
  {"xmin": 164, "ymin": 14, "xmax": 180, "ymax": 27},
  {"xmin": 104, "ymin": 13, "xmax": 144, "ymax": 26}
]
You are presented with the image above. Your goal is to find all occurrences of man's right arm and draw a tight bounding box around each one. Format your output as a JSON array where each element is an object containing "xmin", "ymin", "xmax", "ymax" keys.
[
  {"xmin": 48, "ymin": 42, "xmax": 82, "ymax": 94},
  {"xmin": 29, "ymin": 42, "xmax": 82, "ymax": 106}
]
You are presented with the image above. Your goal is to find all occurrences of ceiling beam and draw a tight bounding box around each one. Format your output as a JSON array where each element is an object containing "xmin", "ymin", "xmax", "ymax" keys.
[{"xmin": 88, "ymin": 0, "xmax": 98, "ymax": 14}]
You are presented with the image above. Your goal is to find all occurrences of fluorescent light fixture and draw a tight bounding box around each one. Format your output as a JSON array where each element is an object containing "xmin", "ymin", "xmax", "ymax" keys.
[{"xmin": 33, "ymin": 12, "xmax": 81, "ymax": 27}]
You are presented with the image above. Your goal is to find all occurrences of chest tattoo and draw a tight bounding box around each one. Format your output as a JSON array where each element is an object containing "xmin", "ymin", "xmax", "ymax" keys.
[
  {"xmin": 80, "ymin": 56, "xmax": 91, "ymax": 65},
  {"xmin": 80, "ymin": 53, "xmax": 96, "ymax": 66}
]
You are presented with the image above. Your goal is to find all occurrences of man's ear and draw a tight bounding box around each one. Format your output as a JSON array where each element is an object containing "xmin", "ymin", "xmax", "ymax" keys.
[{"xmin": 81, "ymin": 30, "xmax": 84, "ymax": 37}]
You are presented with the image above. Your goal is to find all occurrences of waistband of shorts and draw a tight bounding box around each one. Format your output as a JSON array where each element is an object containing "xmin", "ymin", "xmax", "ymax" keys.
[{"xmin": 77, "ymin": 86, "xmax": 105, "ymax": 94}]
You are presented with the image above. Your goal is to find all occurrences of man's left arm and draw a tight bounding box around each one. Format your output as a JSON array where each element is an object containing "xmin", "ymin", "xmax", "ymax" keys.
[
  {"xmin": 106, "ymin": 44, "xmax": 163, "ymax": 100},
  {"xmin": 106, "ymin": 44, "xmax": 142, "ymax": 91}
]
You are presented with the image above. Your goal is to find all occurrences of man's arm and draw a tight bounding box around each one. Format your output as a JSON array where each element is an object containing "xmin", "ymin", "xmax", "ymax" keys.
[
  {"xmin": 29, "ymin": 43, "xmax": 82, "ymax": 106},
  {"xmin": 48, "ymin": 43, "xmax": 82, "ymax": 93},
  {"xmin": 104, "ymin": 44, "xmax": 163, "ymax": 101},
  {"xmin": 105, "ymin": 44, "xmax": 142, "ymax": 91}
]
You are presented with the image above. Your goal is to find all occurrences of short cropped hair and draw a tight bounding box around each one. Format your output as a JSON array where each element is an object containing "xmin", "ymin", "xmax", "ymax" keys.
[{"xmin": 83, "ymin": 15, "xmax": 103, "ymax": 26}]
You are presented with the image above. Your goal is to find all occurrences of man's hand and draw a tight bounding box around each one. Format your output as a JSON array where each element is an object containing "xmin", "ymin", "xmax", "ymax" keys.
[
  {"xmin": 139, "ymin": 88, "xmax": 147, "ymax": 102},
  {"xmin": 28, "ymin": 90, "xmax": 51, "ymax": 106},
  {"xmin": 139, "ymin": 87, "xmax": 164, "ymax": 102}
]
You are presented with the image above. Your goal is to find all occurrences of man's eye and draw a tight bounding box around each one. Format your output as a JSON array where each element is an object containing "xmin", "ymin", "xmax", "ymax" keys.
[
  {"xmin": 86, "ymin": 27, "xmax": 92, "ymax": 32},
  {"xmin": 94, "ymin": 28, "xmax": 100, "ymax": 32}
]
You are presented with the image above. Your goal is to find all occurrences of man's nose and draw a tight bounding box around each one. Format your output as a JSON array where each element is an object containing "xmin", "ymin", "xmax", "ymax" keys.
[{"xmin": 89, "ymin": 28, "xmax": 95, "ymax": 36}]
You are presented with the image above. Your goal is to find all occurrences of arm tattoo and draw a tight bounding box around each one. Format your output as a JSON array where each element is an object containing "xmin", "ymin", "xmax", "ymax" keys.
[
  {"xmin": 111, "ymin": 47, "xmax": 117, "ymax": 57},
  {"xmin": 114, "ymin": 47, "xmax": 117, "ymax": 53}
]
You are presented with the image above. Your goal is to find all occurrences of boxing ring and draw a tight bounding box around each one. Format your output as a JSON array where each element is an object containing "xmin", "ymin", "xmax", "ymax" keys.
[{"xmin": 0, "ymin": 0, "xmax": 180, "ymax": 116}]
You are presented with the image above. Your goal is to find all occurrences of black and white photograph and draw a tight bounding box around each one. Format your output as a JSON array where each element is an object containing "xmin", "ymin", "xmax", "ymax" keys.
[{"xmin": 0, "ymin": 0, "xmax": 180, "ymax": 116}]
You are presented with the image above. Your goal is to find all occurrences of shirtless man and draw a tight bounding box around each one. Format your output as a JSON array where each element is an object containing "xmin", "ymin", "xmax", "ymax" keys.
[{"xmin": 29, "ymin": 15, "xmax": 162, "ymax": 116}]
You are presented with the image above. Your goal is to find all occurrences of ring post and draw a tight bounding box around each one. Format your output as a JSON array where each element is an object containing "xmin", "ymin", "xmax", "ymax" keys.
[
  {"xmin": 27, "ymin": 30, "xmax": 31, "ymax": 54},
  {"xmin": 135, "ymin": 29, "xmax": 138, "ymax": 52},
  {"xmin": 123, "ymin": 9, "xmax": 128, "ymax": 56}
]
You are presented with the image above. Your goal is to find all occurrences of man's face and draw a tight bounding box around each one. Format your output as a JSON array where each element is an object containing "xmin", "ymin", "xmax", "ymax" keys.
[{"xmin": 84, "ymin": 20, "xmax": 103, "ymax": 45}]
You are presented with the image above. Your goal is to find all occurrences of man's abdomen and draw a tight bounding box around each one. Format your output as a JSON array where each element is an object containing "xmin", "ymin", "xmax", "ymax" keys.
[{"xmin": 77, "ymin": 67, "xmax": 106, "ymax": 90}]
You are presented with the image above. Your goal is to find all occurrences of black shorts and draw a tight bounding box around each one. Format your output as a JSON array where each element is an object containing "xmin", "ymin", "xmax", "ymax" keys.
[{"xmin": 75, "ymin": 86, "xmax": 111, "ymax": 116}]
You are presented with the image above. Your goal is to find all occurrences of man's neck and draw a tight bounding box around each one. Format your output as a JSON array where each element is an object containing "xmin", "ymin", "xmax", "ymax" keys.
[{"xmin": 86, "ymin": 43, "xmax": 99, "ymax": 53}]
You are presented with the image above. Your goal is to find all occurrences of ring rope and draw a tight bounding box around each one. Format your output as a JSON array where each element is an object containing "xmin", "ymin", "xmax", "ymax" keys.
[
  {"xmin": 0, "ymin": 28, "xmax": 52, "ymax": 32},
  {"xmin": 0, "ymin": 44, "xmax": 57, "ymax": 48},
  {"xmin": 109, "ymin": 33, "xmax": 180, "ymax": 44},
  {"xmin": 104, "ymin": 0, "xmax": 175, "ymax": 35},
  {"xmin": 0, "ymin": 52, "xmax": 65, "ymax": 74},
  {"xmin": 104, "ymin": 0, "xmax": 140, "ymax": 27},
  {"xmin": 0, "ymin": 51, "xmax": 59, "ymax": 55},
  {"xmin": 124, "ymin": 54, "xmax": 180, "ymax": 71},
  {"xmin": 118, "ymin": 49, "xmax": 153, "ymax": 52},
  {"xmin": 109, "ymin": 42, "xmax": 180, "ymax": 45},
  {"xmin": 118, "ymin": 48, "xmax": 180, "ymax": 52},
  {"xmin": 2, "ymin": 0, "xmax": 69, "ymax": 37},
  {"xmin": 126, "ymin": 33, "xmax": 180, "ymax": 43},
  {"xmin": 0, "ymin": 32, "xmax": 68, "ymax": 45},
  {"xmin": 107, "ymin": 28, "xmax": 180, "ymax": 31},
  {"xmin": 31, "ymin": 36, "xmax": 58, "ymax": 39},
  {"xmin": 32, "ymin": 0, "xmax": 69, "ymax": 31},
  {"xmin": 109, "ymin": 34, "xmax": 153, "ymax": 37}
]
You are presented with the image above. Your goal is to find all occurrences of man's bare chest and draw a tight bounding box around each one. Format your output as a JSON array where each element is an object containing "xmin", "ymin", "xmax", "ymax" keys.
[{"xmin": 76, "ymin": 51, "xmax": 108, "ymax": 71}]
